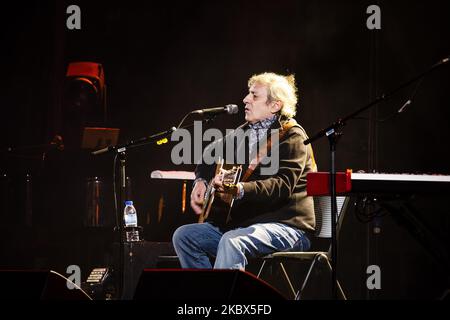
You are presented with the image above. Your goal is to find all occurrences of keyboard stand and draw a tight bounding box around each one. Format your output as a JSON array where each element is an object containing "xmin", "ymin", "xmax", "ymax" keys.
[{"xmin": 377, "ymin": 196, "xmax": 450, "ymax": 284}]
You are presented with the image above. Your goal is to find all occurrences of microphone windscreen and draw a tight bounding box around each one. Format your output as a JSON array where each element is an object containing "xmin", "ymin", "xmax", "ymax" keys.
[{"xmin": 226, "ymin": 104, "xmax": 239, "ymax": 114}]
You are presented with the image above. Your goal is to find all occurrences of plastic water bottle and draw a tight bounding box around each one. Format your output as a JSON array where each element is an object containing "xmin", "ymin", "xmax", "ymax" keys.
[{"xmin": 123, "ymin": 200, "xmax": 138, "ymax": 228}]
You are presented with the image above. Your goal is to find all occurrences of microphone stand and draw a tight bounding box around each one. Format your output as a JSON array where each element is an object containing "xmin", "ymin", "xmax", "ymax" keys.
[
  {"xmin": 92, "ymin": 126, "xmax": 177, "ymax": 300},
  {"xmin": 304, "ymin": 55, "xmax": 449, "ymax": 300},
  {"xmin": 91, "ymin": 114, "xmax": 218, "ymax": 300}
]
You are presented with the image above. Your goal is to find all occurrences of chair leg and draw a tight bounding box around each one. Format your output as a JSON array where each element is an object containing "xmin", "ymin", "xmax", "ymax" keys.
[
  {"xmin": 296, "ymin": 254, "xmax": 321, "ymax": 300},
  {"xmin": 258, "ymin": 254, "xmax": 348, "ymax": 300},
  {"xmin": 257, "ymin": 258, "xmax": 297, "ymax": 299},
  {"xmin": 296, "ymin": 253, "xmax": 347, "ymax": 300},
  {"xmin": 256, "ymin": 260, "xmax": 267, "ymax": 278},
  {"xmin": 336, "ymin": 281, "xmax": 347, "ymax": 300},
  {"xmin": 278, "ymin": 262, "xmax": 297, "ymax": 299},
  {"xmin": 323, "ymin": 257, "xmax": 347, "ymax": 300}
]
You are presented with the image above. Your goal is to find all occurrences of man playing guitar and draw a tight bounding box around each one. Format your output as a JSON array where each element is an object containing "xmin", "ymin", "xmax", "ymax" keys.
[{"xmin": 172, "ymin": 72, "xmax": 317, "ymax": 270}]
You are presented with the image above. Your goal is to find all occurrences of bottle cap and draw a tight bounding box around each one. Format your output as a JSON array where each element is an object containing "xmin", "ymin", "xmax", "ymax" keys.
[{"xmin": 125, "ymin": 200, "xmax": 133, "ymax": 206}]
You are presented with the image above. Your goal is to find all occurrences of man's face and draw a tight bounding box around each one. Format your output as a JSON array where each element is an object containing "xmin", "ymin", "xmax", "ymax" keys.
[{"xmin": 243, "ymin": 83, "xmax": 278, "ymax": 123}]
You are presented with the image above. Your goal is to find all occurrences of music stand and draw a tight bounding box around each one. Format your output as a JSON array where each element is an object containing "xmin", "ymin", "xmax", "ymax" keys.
[{"xmin": 81, "ymin": 127, "xmax": 120, "ymax": 150}]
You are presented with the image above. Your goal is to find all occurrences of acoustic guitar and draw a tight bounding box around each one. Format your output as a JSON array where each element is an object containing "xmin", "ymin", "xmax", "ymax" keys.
[{"xmin": 198, "ymin": 159, "xmax": 242, "ymax": 225}]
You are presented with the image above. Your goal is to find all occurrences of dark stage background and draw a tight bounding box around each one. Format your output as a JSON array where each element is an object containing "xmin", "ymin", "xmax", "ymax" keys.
[{"xmin": 0, "ymin": 0, "xmax": 449, "ymax": 299}]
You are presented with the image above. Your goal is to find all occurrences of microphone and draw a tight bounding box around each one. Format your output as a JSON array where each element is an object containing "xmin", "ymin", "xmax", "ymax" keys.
[
  {"xmin": 192, "ymin": 104, "xmax": 239, "ymax": 115},
  {"xmin": 91, "ymin": 145, "xmax": 115, "ymax": 156}
]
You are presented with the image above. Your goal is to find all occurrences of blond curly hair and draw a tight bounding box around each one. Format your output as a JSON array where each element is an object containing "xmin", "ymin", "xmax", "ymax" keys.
[{"xmin": 248, "ymin": 72, "xmax": 298, "ymax": 118}]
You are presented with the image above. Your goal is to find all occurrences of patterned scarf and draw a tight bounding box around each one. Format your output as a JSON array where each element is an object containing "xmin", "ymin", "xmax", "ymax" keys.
[{"xmin": 247, "ymin": 115, "xmax": 278, "ymax": 156}]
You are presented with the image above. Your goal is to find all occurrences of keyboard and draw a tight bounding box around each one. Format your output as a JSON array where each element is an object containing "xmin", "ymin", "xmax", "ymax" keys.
[{"xmin": 306, "ymin": 170, "xmax": 450, "ymax": 196}]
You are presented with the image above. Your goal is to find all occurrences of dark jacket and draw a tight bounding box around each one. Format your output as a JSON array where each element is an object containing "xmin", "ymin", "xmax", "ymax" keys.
[{"xmin": 195, "ymin": 117, "xmax": 317, "ymax": 233}]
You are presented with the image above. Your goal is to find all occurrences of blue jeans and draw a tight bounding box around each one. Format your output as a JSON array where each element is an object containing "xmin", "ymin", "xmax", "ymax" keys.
[{"xmin": 172, "ymin": 222, "xmax": 311, "ymax": 270}]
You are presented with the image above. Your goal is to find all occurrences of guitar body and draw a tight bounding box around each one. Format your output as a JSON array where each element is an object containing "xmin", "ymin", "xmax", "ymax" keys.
[{"xmin": 198, "ymin": 162, "xmax": 242, "ymax": 225}]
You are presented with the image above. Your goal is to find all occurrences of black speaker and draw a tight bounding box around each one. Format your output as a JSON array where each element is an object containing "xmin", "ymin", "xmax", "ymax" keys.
[
  {"xmin": 133, "ymin": 269, "xmax": 286, "ymax": 300},
  {"xmin": 0, "ymin": 270, "xmax": 91, "ymax": 300}
]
